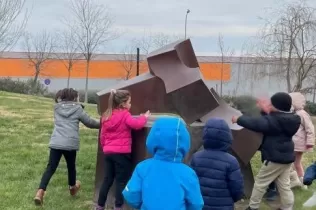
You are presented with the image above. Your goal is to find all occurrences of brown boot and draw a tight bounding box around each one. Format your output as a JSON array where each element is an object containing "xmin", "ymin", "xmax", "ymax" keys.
[
  {"xmin": 69, "ymin": 180, "xmax": 81, "ymax": 196},
  {"xmin": 34, "ymin": 189, "xmax": 45, "ymax": 206}
]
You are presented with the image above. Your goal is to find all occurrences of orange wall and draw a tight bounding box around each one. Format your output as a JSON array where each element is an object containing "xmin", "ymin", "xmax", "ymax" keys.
[{"xmin": 0, "ymin": 58, "xmax": 230, "ymax": 81}]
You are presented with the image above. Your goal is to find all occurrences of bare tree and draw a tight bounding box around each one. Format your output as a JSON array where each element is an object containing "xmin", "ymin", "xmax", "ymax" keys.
[
  {"xmin": 56, "ymin": 29, "xmax": 80, "ymax": 88},
  {"xmin": 117, "ymin": 42, "xmax": 137, "ymax": 80},
  {"xmin": 257, "ymin": 1, "xmax": 316, "ymax": 93},
  {"xmin": 136, "ymin": 31, "xmax": 182, "ymax": 55},
  {"xmin": 66, "ymin": 0, "xmax": 116, "ymax": 102},
  {"xmin": 0, "ymin": 0, "xmax": 30, "ymax": 52},
  {"xmin": 24, "ymin": 31, "xmax": 55, "ymax": 88},
  {"xmin": 217, "ymin": 33, "xmax": 234, "ymax": 96}
]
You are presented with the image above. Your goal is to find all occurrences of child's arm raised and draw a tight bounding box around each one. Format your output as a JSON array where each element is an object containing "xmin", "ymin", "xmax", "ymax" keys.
[
  {"xmin": 227, "ymin": 158, "xmax": 244, "ymax": 202},
  {"xmin": 184, "ymin": 170, "xmax": 204, "ymax": 210},
  {"xmin": 122, "ymin": 166, "xmax": 143, "ymax": 209},
  {"xmin": 234, "ymin": 115, "xmax": 270, "ymax": 133},
  {"xmin": 125, "ymin": 112, "xmax": 147, "ymax": 130},
  {"xmin": 79, "ymin": 110, "xmax": 100, "ymax": 129}
]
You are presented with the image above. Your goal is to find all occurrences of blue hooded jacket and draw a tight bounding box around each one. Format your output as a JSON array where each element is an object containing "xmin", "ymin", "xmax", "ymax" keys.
[
  {"xmin": 190, "ymin": 118, "xmax": 244, "ymax": 210},
  {"xmin": 123, "ymin": 116, "xmax": 204, "ymax": 210}
]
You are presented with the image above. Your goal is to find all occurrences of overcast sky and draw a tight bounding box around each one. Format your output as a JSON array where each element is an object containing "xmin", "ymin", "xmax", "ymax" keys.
[{"xmin": 17, "ymin": 0, "xmax": 316, "ymax": 55}]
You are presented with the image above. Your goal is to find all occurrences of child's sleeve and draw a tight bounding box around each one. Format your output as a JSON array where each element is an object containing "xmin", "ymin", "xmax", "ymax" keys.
[
  {"xmin": 227, "ymin": 158, "xmax": 244, "ymax": 202},
  {"xmin": 237, "ymin": 115, "xmax": 270, "ymax": 133},
  {"xmin": 122, "ymin": 166, "xmax": 143, "ymax": 209},
  {"xmin": 125, "ymin": 112, "xmax": 147, "ymax": 130},
  {"xmin": 301, "ymin": 111, "xmax": 315, "ymax": 146},
  {"xmin": 184, "ymin": 170, "xmax": 204, "ymax": 210},
  {"xmin": 79, "ymin": 110, "xmax": 100, "ymax": 129}
]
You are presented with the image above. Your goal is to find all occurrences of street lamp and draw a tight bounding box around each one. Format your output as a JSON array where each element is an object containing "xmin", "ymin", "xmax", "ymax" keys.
[{"xmin": 185, "ymin": 9, "xmax": 190, "ymax": 39}]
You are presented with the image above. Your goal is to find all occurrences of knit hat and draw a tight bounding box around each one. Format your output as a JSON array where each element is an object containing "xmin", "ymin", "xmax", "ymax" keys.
[{"xmin": 270, "ymin": 92, "xmax": 292, "ymax": 112}]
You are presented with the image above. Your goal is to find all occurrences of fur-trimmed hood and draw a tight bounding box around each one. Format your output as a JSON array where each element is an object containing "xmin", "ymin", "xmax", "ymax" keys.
[{"xmin": 289, "ymin": 92, "xmax": 306, "ymax": 111}]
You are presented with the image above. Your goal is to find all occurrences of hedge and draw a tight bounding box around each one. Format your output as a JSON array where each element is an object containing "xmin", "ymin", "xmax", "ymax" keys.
[{"xmin": 0, "ymin": 77, "xmax": 48, "ymax": 95}]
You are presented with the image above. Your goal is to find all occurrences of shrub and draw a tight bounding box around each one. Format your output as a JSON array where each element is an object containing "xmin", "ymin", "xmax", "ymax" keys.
[
  {"xmin": 305, "ymin": 101, "xmax": 316, "ymax": 116},
  {"xmin": 0, "ymin": 77, "xmax": 48, "ymax": 95},
  {"xmin": 223, "ymin": 95, "xmax": 260, "ymax": 116},
  {"xmin": 78, "ymin": 90, "xmax": 98, "ymax": 104}
]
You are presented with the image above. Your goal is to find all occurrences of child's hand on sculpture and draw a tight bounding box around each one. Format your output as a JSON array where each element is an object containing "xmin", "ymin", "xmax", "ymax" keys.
[
  {"xmin": 232, "ymin": 116, "xmax": 239, "ymax": 124},
  {"xmin": 141, "ymin": 110, "xmax": 151, "ymax": 118}
]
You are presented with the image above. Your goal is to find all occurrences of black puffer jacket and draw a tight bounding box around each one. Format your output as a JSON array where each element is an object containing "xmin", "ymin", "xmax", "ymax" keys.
[{"xmin": 237, "ymin": 111, "xmax": 301, "ymax": 164}]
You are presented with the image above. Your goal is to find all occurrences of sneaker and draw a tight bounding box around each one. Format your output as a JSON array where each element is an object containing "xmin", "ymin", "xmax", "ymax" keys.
[
  {"xmin": 34, "ymin": 189, "xmax": 45, "ymax": 206},
  {"xmin": 69, "ymin": 180, "xmax": 81, "ymax": 196}
]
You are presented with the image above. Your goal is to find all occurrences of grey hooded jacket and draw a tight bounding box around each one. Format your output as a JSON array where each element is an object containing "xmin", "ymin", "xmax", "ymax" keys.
[{"xmin": 49, "ymin": 101, "xmax": 100, "ymax": 151}]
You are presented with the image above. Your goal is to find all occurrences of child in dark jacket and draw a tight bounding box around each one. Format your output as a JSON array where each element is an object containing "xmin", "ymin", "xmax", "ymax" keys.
[
  {"xmin": 190, "ymin": 118, "xmax": 244, "ymax": 210},
  {"xmin": 232, "ymin": 92, "xmax": 301, "ymax": 210},
  {"xmin": 34, "ymin": 88, "xmax": 100, "ymax": 206},
  {"xmin": 123, "ymin": 116, "xmax": 204, "ymax": 210}
]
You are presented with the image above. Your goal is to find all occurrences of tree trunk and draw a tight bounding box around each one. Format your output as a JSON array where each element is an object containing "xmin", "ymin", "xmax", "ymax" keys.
[
  {"xmin": 84, "ymin": 59, "xmax": 90, "ymax": 103},
  {"xmin": 313, "ymin": 87, "xmax": 315, "ymax": 103},
  {"xmin": 32, "ymin": 66, "xmax": 40, "ymax": 93},
  {"xmin": 67, "ymin": 65, "xmax": 71, "ymax": 88},
  {"xmin": 220, "ymin": 62, "xmax": 223, "ymax": 96}
]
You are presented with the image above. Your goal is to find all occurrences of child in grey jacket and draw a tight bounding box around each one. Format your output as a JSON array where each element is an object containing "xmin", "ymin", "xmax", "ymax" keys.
[{"xmin": 34, "ymin": 88, "xmax": 100, "ymax": 206}]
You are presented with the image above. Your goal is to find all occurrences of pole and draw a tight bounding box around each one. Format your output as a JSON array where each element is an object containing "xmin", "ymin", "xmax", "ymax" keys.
[
  {"xmin": 313, "ymin": 85, "xmax": 316, "ymax": 103},
  {"xmin": 136, "ymin": 47, "xmax": 140, "ymax": 76},
  {"xmin": 185, "ymin": 9, "xmax": 190, "ymax": 39}
]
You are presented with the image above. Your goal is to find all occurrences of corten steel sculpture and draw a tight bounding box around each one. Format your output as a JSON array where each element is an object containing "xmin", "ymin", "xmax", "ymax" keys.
[{"xmin": 94, "ymin": 39, "xmax": 262, "ymax": 209}]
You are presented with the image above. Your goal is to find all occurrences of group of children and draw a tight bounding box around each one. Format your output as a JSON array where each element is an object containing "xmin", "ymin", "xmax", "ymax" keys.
[{"xmin": 33, "ymin": 88, "xmax": 316, "ymax": 210}]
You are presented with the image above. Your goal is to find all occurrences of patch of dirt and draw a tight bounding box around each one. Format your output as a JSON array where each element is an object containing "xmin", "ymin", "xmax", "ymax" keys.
[
  {"xmin": 0, "ymin": 107, "xmax": 23, "ymax": 118},
  {"xmin": 234, "ymin": 198, "xmax": 281, "ymax": 210},
  {"xmin": 31, "ymin": 143, "xmax": 48, "ymax": 148},
  {"xmin": 3, "ymin": 95, "xmax": 53, "ymax": 104}
]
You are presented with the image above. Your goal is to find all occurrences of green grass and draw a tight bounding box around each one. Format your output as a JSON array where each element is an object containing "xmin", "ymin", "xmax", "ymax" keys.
[
  {"xmin": 0, "ymin": 91, "xmax": 316, "ymax": 210},
  {"xmin": 0, "ymin": 91, "xmax": 99, "ymax": 210}
]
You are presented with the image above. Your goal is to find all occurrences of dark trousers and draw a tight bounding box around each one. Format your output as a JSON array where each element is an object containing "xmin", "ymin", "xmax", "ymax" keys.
[
  {"xmin": 39, "ymin": 148, "xmax": 77, "ymax": 190},
  {"xmin": 97, "ymin": 154, "xmax": 132, "ymax": 208}
]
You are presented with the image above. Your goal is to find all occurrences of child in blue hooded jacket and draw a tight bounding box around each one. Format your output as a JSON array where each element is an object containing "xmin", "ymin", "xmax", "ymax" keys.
[
  {"xmin": 190, "ymin": 118, "xmax": 244, "ymax": 210},
  {"xmin": 122, "ymin": 116, "xmax": 204, "ymax": 210}
]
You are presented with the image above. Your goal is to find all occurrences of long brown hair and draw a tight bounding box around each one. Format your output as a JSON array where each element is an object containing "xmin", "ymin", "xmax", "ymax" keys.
[
  {"xmin": 103, "ymin": 89, "xmax": 131, "ymax": 120},
  {"xmin": 55, "ymin": 88, "xmax": 78, "ymax": 103}
]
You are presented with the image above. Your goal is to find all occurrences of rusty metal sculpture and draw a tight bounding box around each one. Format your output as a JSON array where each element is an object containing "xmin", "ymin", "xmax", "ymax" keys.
[{"xmin": 95, "ymin": 39, "xmax": 262, "ymax": 209}]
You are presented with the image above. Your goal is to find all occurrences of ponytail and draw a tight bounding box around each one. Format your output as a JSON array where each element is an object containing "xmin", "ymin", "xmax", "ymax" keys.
[{"xmin": 103, "ymin": 89, "xmax": 116, "ymax": 120}]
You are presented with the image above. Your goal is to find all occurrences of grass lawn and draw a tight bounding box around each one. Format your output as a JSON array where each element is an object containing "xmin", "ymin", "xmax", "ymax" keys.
[{"xmin": 0, "ymin": 91, "xmax": 316, "ymax": 210}]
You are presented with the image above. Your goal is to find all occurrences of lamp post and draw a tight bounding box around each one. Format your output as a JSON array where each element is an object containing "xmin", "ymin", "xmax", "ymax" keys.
[{"xmin": 185, "ymin": 9, "xmax": 190, "ymax": 39}]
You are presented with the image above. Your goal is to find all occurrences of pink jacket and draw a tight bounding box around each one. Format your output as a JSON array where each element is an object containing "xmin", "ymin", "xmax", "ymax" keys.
[
  {"xmin": 100, "ymin": 109, "xmax": 147, "ymax": 154},
  {"xmin": 289, "ymin": 92, "xmax": 315, "ymax": 152}
]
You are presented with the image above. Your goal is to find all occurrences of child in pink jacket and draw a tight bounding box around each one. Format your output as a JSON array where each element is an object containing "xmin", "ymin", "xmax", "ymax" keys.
[
  {"xmin": 289, "ymin": 92, "xmax": 315, "ymax": 185},
  {"xmin": 96, "ymin": 89, "xmax": 150, "ymax": 210}
]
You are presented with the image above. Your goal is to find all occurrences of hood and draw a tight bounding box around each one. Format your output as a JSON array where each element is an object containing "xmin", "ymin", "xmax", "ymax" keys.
[
  {"xmin": 54, "ymin": 101, "xmax": 82, "ymax": 118},
  {"xmin": 203, "ymin": 118, "xmax": 233, "ymax": 152},
  {"xmin": 102, "ymin": 109, "xmax": 128, "ymax": 131},
  {"xmin": 146, "ymin": 116, "xmax": 190, "ymax": 162},
  {"xmin": 289, "ymin": 92, "xmax": 306, "ymax": 111},
  {"xmin": 270, "ymin": 112, "xmax": 301, "ymax": 136}
]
